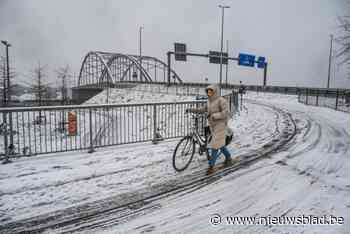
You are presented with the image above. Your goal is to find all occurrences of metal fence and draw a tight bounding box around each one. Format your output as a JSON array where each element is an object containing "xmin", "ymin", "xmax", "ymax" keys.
[
  {"xmin": 298, "ymin": 89, "xmax": 350, "ymax": 113},
  {"xmin": 0, "ymin": 92, "xmax": 237, "ymax": 161}
]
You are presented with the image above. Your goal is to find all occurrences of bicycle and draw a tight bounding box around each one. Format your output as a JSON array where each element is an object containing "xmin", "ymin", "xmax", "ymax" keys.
[{"xmin": 172, "ymin": 112, "xmax": 212, "ymax": 172}]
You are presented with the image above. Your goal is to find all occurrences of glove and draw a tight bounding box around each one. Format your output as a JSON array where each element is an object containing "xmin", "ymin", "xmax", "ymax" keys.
[{"xmin": 208, "ymin": 114, "xmax": 216, "ymax": 121}]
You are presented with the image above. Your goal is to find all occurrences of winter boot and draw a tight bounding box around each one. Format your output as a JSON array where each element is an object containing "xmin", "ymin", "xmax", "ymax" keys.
[
  {"xmin": 224, "ymin": 157, "xmax": 233, "ymax": 166},
  {"xmin": 206, "ymin": 165, "xmax": 215, "ymax": 175},
  {"xmin": 225, "ymin": 157, "xmax": 239, "ymax": 167}
]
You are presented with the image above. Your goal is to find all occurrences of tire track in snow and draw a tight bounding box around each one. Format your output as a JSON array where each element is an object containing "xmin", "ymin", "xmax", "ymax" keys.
[{"xmin": 258, "ymin": 101, "xmax": 350, "ymax": 197}]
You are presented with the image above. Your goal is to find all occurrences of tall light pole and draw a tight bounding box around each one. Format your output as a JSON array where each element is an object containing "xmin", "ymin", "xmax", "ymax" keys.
[
  {"xmin": 139, "ymin": 26, "xmax": 143, "ymax": 82},
  {"xmin": 1, "ymin": 40, "xmax": 11, "ymax": 105},
  {"xmin": 1, "ymin": 40, "xmax": 11, "ymax": 163},
  {"xmin": 219, "ymin": 5, "xmax": 230, "ymax": 95},
  {"xmin": 2, "ymin": 59, "xmax": 6, "ymax": 106},
  {"xmin": 327, "ymin": 34, "xmax": 333, "ymax": 89},
  {"xmin": 225, "ymin": 39, "xmax": 229, "ymax": 87}
]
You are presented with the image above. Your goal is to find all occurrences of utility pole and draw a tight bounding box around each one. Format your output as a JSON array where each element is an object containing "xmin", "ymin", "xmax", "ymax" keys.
[
  {"xmin": 218, "ymin": 5, "xmax": 230, "ymax": 95},
  {"xmin": 225, "ymin": 39, "xmax": 229, "ymax": 87},
  {"xmin": 5, "ymin": 43, "xmax": 10, "ymax": 105},
  {"xmin": 38, "ymin": 62, "xmax": 42, "ymax": 107},
  {"xmin": 1, "ymin": 41, "xmax": 11, "ymax": 105},
  {"xmin": 139, "ymin": 26, "xmax": 143, "ymax": 82},
  {"xmin": 2, "ymin": 59, "xmax": 6, "ymax": 106},
  {"xmin": 1, "ymin": 40, "xmax": 12, "ymax": 163},
  {"xmin": 327, "ymin": 34, "xmax": 333, "ymax": 89}
]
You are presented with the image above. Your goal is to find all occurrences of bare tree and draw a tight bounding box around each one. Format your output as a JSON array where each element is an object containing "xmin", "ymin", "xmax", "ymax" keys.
[
  {"xmin": 30, "ymin": 62, "xmax": 51, "ymax": 107},
  {"xmin": 0, "ymin": 55, "xmax": 16, "ymax": 106},
  {"xmin": 55, "ymin": 65, "xmax": 72, "ymax": 132},
  {"xmin": 56, "ymin": 65, "xmax": 72, "ymax": 105},
  {"xmin": 27, "ymin": 62, "xmax": 51, "ymax": 124},
  {"xmin": 337, "ymin": 16, "xmax": 350, "ymax": 80}
]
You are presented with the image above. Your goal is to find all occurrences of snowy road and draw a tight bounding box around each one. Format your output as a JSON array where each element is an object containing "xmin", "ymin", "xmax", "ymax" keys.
[
  {"xmin": 1, "ymin": 91, "xmax": 350, "ymax": 233},
  {"xmin": 101, "ymin": 93, "xmax": 350, "ymax": 234},
  {"xmin": 87, "ymin": 93, "xmax": 350, "ymax": 234}
]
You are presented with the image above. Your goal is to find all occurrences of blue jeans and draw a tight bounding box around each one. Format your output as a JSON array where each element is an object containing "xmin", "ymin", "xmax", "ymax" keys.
[{"xmin": 209, "ymin": 146, "xmax": 231, "ymax": 167}]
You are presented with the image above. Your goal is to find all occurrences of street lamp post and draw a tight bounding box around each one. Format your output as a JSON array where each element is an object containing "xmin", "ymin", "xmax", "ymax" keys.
[
  {"xmin": 2, "ymin": 59, "xmax": 6, "ymax": 106},
  {"xmin": 1, "ymin": 40, "xmax": 12, "ymax": 163},
  {"xmin": 225, "ymin": 39, "xmax": 229, "ymax": 87},
  {"xmin": 1, "ymin": 40, "xmax": 11, "ymax": 105},
  {"xmin": 139, "ymin": 26, "xmax": 143, "ymax": 82},
  {"xmin": 219, "ymin": 5, "xmax": 230, "ymax": 95},
  {"xmin": 327, "ymin": 34, "xmax": 333, "ymax": 89}
]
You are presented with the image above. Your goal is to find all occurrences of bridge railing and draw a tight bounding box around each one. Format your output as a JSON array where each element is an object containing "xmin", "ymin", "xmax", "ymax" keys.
[
  {"xmin": 121, "ymin": 82, "xmax": 350, "ymax": 113},
  {"xmin": 77, "ymin": 80, "xmax": 350, "ymax": 96},
  {"xmin": 0, "ymin": 92, "xmax": 237, "ymax": 161}
]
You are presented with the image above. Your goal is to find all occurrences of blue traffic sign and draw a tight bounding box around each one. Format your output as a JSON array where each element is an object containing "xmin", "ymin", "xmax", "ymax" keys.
[
  {"xmin": 238, "ymin": 53, "xmax": 255, "ymax": 67},
  {"xmin": 257, "ymin": 56, "xmax": 266, "ymax": 69}
]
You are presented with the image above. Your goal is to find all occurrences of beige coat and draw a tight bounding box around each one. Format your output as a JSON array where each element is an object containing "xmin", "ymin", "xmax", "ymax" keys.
[{"xmin": 189, "ymin": 84, "xmax": 229, "ymax": 149}]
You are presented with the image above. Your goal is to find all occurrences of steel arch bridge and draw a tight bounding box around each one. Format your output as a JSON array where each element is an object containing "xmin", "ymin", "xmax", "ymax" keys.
[{"xmin": 78, "ymin": 51, "xmax": 182, "ymax": 87}]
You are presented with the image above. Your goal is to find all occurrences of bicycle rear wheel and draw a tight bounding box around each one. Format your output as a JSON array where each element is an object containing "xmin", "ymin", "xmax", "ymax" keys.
[{"xmin": 173, "ymin": 136, "xmax": 195, "ymax": 172}]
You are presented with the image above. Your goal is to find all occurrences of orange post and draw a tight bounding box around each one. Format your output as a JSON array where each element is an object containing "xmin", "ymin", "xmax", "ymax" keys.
[{"xmin": 68, "ymin": 111, "xmax": 77, "ymax": 136}]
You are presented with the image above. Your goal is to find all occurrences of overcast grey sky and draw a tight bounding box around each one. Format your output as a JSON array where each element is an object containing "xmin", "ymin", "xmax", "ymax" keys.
[{"xmin": 0, "ymin": 0, "xmax": 349, "ymax": 88}]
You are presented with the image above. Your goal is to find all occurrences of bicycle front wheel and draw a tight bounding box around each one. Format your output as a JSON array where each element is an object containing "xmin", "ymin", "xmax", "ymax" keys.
[{"xmin": 172, "ymin": 136, "xmax": 195, "ymax": 172}]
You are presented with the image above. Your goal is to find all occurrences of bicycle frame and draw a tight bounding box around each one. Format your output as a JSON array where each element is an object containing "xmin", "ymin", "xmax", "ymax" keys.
[{"xmin": 187, "ymin": 113, "xmax": 208, "ymax": 148}]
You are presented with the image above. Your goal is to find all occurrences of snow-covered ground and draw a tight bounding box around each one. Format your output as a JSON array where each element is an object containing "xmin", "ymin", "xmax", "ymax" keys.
[
  {"xmin": 17, "ymin": 93, "xmax": 36, "ymax": 101},
  {"xmin": 129, "ymin": 83, "xmax": 207, "ymax": 97},
  {"xmin": 85, "ymin": 87, "xmax": 195, "ymax": 105},
  {"xmin": 1, "ymin": 89, "xmax": 350, "ymax": 234},
  {"xmin": 83, "ymin": 88, "xmax": 203, "ymax": 146}
]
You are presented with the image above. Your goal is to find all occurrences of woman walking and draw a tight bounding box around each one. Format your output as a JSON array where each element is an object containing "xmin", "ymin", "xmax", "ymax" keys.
[{"xmin": 187, "ymin": 84, "xmax": 234, "ymax": 174}]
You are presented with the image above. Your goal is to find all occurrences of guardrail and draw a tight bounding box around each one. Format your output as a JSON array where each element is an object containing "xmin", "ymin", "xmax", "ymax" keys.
[
  {"xmin": 298, "ymin": 88, "xmax": 350, "ymax": 113},
  {"xmin": 95, "ymin": 81, "xmax": 350, "ymax": 95},
  {"xmin": 0, "ymin": 92, "xmax": 237, "ymax": 162}
]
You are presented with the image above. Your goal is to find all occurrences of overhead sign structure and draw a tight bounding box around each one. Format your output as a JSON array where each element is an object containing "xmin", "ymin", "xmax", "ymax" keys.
[
  {"xmin": 238, "ymin": 53, "xmax": 255, "ymax": 67},
  {"xmin": 209, "ymin": 51, "xmax": 228, "ymax": 64},
  {"xmin": 167, "ymin": 45, "xmax": 269, "ymax": 86},
  {"xmin": 174, "ymin": 43, "xmax": 187, "ymax": 61},
  {"xmin": 257, "ymin": 56, "xmax": 266, "ymax": 69}
]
